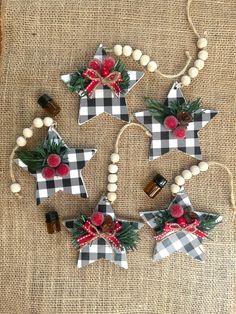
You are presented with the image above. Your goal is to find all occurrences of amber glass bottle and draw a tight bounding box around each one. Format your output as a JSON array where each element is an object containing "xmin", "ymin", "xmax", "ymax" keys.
[
  {"xmin": 144, "ymin": 173, "xmax": 167, "ymax": 198},
  {"xmin": 45, "ymin": 211, "xmax": 61, "ymax": 234},
  {"xmin": 38, "ymin": 94, "xmax": 61, "ymax": 116}
]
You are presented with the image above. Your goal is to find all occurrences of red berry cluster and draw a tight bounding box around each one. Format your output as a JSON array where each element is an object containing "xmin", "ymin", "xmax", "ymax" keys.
[
  {"xmin": 163, "ymin": 116, "xmax": 187, "ymax": 140},
  {"xmin": 42, "ymin": 154, "xmax": 70, "ymax": 179},
  {"xmin": 88, "ymin": 56, "xmax": 116, "ymax": 77},
  {"xmin": 169, "ymin": 204, "xmax": 199, "ymax": 227}
]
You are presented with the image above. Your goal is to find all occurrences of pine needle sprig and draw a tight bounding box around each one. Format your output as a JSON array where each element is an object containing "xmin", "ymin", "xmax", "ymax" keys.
[
  {"xmin": 113, "ymin": 59, "xmax": 130, "ymax": 92},
  {"xmin": 116, "ymin": 221, "xmax": 140, "ymax": 252},
  {"xmin": 154, "ymin": 210, "xmax": 175, "ymax": 235},
  {"xmin": 71, "ymin": 215, "xmax": 88, "ymax": 250},
  {"xmin": 197, "ymin": 214, "xmax": 221, "ymax": 232},
  {"xmin": 68, "ymin": 66, "xmax": 90, "ymax": 96}
]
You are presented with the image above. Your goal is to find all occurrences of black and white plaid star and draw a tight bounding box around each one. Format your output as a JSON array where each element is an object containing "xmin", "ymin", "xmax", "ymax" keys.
[
  {"xmin": 64, "ymin": 195, "xmax": 144, "ymax": 269},
  {"xmin": 61, "ymin": 44, "xmax": 144, "ymax": 125},
  {"xmin": 134, "ymin": 82, "xmax": 218, "ymax": 161},
  {"xmin": 15, "ymin": 127, "xmax": 96, "ymax": 205},
  {"xmin": 140, "ymin": 189, "xmax": 222, "ymax": 262}
]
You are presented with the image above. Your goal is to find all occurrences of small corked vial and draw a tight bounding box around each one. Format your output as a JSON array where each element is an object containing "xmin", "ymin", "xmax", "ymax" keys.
[
  {"xmin": 144, "ymin": 173, "xmax": 167, "ymax": 198},
  {"xmin": 38, "ymin": 94, "xmax": 61, "ymax": 117},
  {"xmin": 45, "ymin": 211, "xmax": 61, "ymax": 234}
]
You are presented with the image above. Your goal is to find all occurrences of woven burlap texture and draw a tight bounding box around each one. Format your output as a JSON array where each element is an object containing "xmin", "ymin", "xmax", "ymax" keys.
[{"xmin": 0, "ymin": 0, "xmax": 235, "ymax": 313}]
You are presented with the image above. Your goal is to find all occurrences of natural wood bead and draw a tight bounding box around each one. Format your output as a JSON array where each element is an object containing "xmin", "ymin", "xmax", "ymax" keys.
[
  {"xmin": 113, "ymin": 45, "xmax": 123, "ymax": 56},
  {"xmin": 23, "ymin": 128, "xmax": 33, "ymax": 138},
  {"xmin": 123, "ymin": 45, "xmax": 133, "ymax": 57},
  {"xmin": 108, "ymin": 174, "xmax": 118, "ymax": 183},
  {"xmin": 140, "ymin": 55, "xmax": 150, "ymax": 66},
  {"xmin": 197, "ymin": 38, "xmax": 208, "ymax": 49},
  {"xmin": 175, "ymin": 175, "xmax": 185, "ymax": 186},
  {"xmin": 110, "ymin": 153, "xmax": 120, "ymax": 163},
  {"xmin": 194, "ymin": 59, "xmax": 205, "ymax": 70},
  {"xmin": 182, "ymin": 170, "xmax": 192, "ymax": 180},
  {"xmin": 107, "ymin": 192, "xmax": 117, "ymax": 202},
  {"xmin": 33, "ymin": 117, "xmax": 44, "ymax": 128},
  {"xmin": 132, "ymin": 49, "xmax": 142, "ymax": 61},
  {"xmin": 170, "ymin": 184, "xmax": 180, "ymax": 194},
  {"xmin": 147, "ymin": 61, "xmax": 158, "ymax": 72},
  {"xmin": 190, "ymin": 165, "xmax": 200, "ymax": 175},
  {"xmin": 10, "ymin": 183, "xmax": 21, "ymax": 193},
  {"xmin": 107, "ymin": 183, "xmax": 117, "ymax": 192},
  {"xmin": 198, "ymin": 161, "xmax": 209, "ymax": 171},
  {"xmin": 181, "ymin": 75, "xmax": 191, "ymax": 86},
  {"xmin": 198, "ymin": 50, "xmax": 208, "ymax": 61},
  {"xmin": 108, "ymin": 164, "xmax": 118, "ymax": 174},
  {"xmin": 16, "ymin": 136, "xmax": 27, "ymax": 147},
  {"xmin": 43, "ymin": 117, "xmax": 54, "ymax": 127},
  {"xmin": 188, "ymin": 67, "xmax": 199, "ymax": 78}
]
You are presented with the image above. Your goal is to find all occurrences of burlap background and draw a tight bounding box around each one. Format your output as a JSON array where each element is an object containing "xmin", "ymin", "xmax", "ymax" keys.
[{"xmin": 0, "ymin": 0, "xmax": 235, "ymax": 313}]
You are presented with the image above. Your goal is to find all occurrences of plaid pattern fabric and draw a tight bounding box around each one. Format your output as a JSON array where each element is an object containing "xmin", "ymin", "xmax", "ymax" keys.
[
  {"xmin": 15, "ymin": 127, "xmax": 96, "ymax": 205},
  {"xmin": 140, "ymin": 189, "xmax": 222, "ymax": 262},
  {"xmin": 134, "ymin": 82, "xmax": 218, "ymax": 160},
  {"xmin": 64, "ymin": 195, "xmax": 144, "ymax": 269},
  {"xmin": 61, "ymin": 44, "xmax": 144, "ymax": 125}
]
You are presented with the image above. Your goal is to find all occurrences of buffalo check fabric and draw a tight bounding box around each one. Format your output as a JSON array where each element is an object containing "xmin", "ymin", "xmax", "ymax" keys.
[
  {"xmin": 140, "ymin": 189, "xmax": 222, "ymax": 262},
  {"xmin": 15, "ymin": 127, "xmax": 96, "ymax": 205},
  {"xmin": 61, "ymin": 44, "xmax": 144, "ymax": 125},
  {"xmin": 134, "ymin": 82, "xmax": 218, "ymax": 160},
  {"xmin": 64, "ymin": 195, "xmax": 144, "ymax": 269}
]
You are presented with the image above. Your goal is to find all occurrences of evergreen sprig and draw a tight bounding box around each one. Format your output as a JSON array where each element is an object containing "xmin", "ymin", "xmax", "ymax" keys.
[
  {"xmin": 145, "ymin": 97, "xmax": 201, "ymax": 124},
  {"xmin": 16, "ymin": 139, "xmax": 68, "ymax": 172},
  {"xmin": 71, "ymin": 215, "xmax": 139, "ymax": 252},
  {"xmin": 113, "ymin": 59, "xmax": 130, "ymax": 92},
  {"xmin": 154, "ymin": 210, "xmax": 176, "ymax": 235},
  {"xmin": 198, "ymin": 214, "xmax": 221, "ymax": 232}
]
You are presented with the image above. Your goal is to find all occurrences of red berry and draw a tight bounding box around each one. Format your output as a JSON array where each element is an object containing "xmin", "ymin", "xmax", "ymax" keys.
[
  {"xmin": 163, "ymin": 116, "xmax": 178, "ymax": 130},
  {"xmin": 47, "ymin": 154, "xmax": 61, "ymax": 168},
  {"xmin": 177, "ymin": 217, "xmax": 187, "ymax": 227},
  {"xmin": 42, "ymin": 167, "xmax": 56, "ymax": 179},
  {"xmin": 91, "ymin": 212, "xmax": 104, "ymax": 226},
  {"xmin": 88, "ymin": 58, "xmax": 102, "ymax": 71},
  {"xmin": 169, "ymin": 204, "xmax": 184, "ymax": 218},
  {"xmin": 100, "ymin": 66, "xmax": 110, "ymax": 77},
  {"xmin": 56, "ymin": 163, "xmax": 70, "ymax": 177},
  {"xmin": 103, "ymin": 56, "xmax": 116, "ymax": 70},
  {"xmin": 173, "ymin": 126, "xmax": 187, "ymax": 140}
]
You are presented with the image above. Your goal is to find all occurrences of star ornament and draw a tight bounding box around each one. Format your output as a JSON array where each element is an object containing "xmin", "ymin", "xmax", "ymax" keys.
[
  {"xmin": 64, "ymin": 195, "xmax": 144, "ymax": 269},
  {"xmin": 15, "ymin": 127, "xmax": 96, "ymax": 205},
  {"xmin": 140, "ymin": 189, "xmax": 222, "ymax": 262},
  {"xmin": 61, "ymin": 44, "xmax": 144, "ymax": 125},
  {"xmin": 134, "ymin": 82, "xmax": 218, "ymax": 160}
]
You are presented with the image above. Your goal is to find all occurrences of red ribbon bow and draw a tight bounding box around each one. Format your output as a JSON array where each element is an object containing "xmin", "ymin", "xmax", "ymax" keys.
[
  {"xmin": 76, "ymin": 219, "xmax": 122, "ymax": 250},
  {"xmin": 154, "ymin": 219, "xmax": 208, "ymax": 241},
  {"xmin": 83, "ymin": 68, "xmax": 122, "ymax": 97}
]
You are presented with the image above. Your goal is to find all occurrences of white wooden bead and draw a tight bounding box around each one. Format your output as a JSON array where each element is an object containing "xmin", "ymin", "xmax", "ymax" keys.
[
  {"xmin": 197, "ymin": 38, "xmax": 208, "ymax": 49},
  {"xmin": 182, "ymin": 170, "xmax": 192, "ymax": 180},
  {"xmin": 198, "ymin": 161, "xmax": 209, "ymax": 172},
  {"xmin": 190, "ymin": 165, "xmax": 200, "ymax": 176},
  {"xmin": 108, "ymin": 174, "xmax": 118, "ymax": 183},
  {"xmin": 132, "ymin": 49, "xmax": 142, "ymax": 61},
  {"xmin": 147, "ymin": 61, "xmax": 158, "ymax": 72},
  {"xmin": 33, "ymin": 117, "xmax": 44, "ymax": 128},
  {"xmin": 110, "ymin": 153, "xmax": 120, "ymax": 163},
  {"xmin": 175, "ymin": 175, "xmax": 185, "ymax": 186},
  {"xmin": 188, "ymin": 67, "xmax": 199, "ymax": 78},
  {"xmin": 194, "ymin": 59, "xmax": 205, "ymax": 70},
  {"xmin": 107, "ymin": 183, "xmax": 117, "ymax": 192},
  {"xmin": 181, "ymin": 75, "xmax": 191, "ymax": 86},
  {"xmin": 140, "ymin": 55, "xmax": 150, "ymax": 66},
  {"xmin": 16, "ymin": 136, "xmax": 27, "ymax": 147},
  {"xmin": 113, "ymin": 44, "xmax": 123, "ymax": 56},
  {"xmin": 107, "ymin": 192, "xmax": 117, "ymax": 202},
  {"xmin": 123, "ymin": 45, "xmax": 133, "ymax": 57},
  {"xmin": 43, "ymin": 117, "xmax": 54, "ymax": 127},
  {"xmin": 108, "ymin": 164, "xmax": 118, "ymax": 174},
  {"xmin": 170, "ymin": 184, "xmax": 181, "ymax": 194},
  {"xmin": 198, "ymin": 50, "xmax": 208, "ymax": 61},
  {"xmin": 10, "ymin": 183, "xmax": 21, "ymax": 193},
  {"xmin": 22, "ymin": 128, "xmax": 33, "ymax": 138}
]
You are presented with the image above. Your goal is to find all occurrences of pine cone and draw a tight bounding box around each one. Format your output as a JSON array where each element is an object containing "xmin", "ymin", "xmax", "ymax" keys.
[
  {"xmin": 176, "ymin": 111, "xmax": 192, "ymax": 125},
  {"xmin": 183, "ymin": 207, "xmax": 199, "ymax": 224},
  {"xmin": 101, "ymin": 215, "xmax": 114, "ymax": 233}
]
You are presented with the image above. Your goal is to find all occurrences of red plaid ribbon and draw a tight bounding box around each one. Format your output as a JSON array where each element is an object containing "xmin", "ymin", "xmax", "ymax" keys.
[
  {"xmin": 154, "ymin": 219, "xmax": 208, "ymax": 241},
  {"xmin": 83, "ymin": 68, "xmax": 122, "ymax": 97},
  {"xmin": 76, "ymin": 219, "xmax": 122, "ymax": 250}
]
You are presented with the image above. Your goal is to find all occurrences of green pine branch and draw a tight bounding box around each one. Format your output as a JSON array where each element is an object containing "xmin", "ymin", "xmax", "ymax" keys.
[
  {"xmin": 113, "ymin": 59, "xmax": 130, "ymax": 92},
  {"xmin": 197, "ymin": 214, "xmax": 221, "ymax": 232},
  {"xmin": 154, "ymin": 210, "xmax": 175, "ymax": 235}
]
